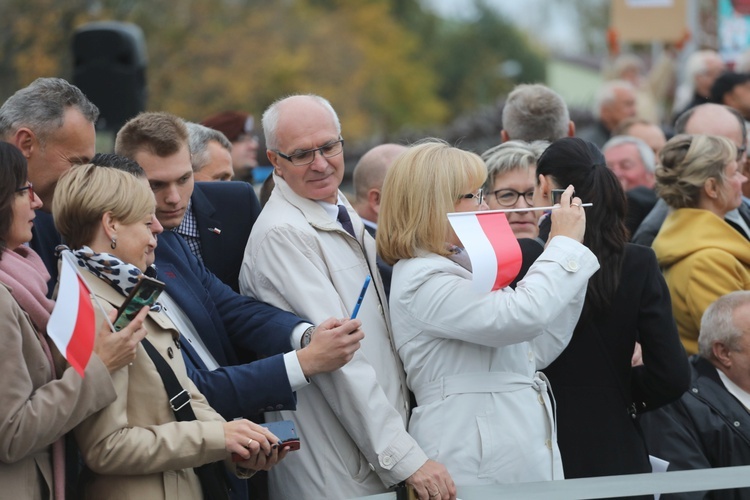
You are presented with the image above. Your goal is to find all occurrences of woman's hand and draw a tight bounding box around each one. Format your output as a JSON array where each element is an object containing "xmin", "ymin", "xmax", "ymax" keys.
[
  {"xmin": 94, "ymin": 307, "xmax": 149, "ymax": 372},
  {"xmin": 547, "ymin": 185, "xmax": 586, "ymax": 244},
  {"xmin": 223, "ymin": 419, "xmax": 279, "ymax": 460},
  {"xmin": 236, "ymin": 443, "xmax": 290, "ymax": 472}
]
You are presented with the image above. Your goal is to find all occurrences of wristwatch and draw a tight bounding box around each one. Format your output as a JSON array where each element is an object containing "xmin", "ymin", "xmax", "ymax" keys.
[{"xmin": 300, "ymin": 325, "xmax": 315, "ymax": 349}]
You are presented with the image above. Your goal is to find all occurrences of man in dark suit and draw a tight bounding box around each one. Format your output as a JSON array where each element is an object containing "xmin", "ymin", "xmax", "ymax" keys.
[{"xmin": 641, "ymin": 291, "xmax": 750, "ymax": 499}]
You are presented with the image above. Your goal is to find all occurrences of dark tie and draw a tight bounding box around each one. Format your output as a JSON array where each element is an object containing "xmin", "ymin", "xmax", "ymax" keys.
[{"xmin": 337, "ymin": 205, "xmax": 356, "ymax": 237}]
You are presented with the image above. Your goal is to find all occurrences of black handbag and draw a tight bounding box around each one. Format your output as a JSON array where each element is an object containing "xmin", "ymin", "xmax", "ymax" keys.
[{"xmin": 141, "ymin": 338, "xmax": 230, "ymax": 500}]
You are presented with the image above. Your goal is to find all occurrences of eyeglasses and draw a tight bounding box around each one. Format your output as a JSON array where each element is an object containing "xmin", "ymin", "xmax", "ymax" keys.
[
  {"xmin": 15, "ymin": 181, "xmax": 34, "ymax": 201},
  {"xmin": 738, "ymin": 145, "xmax": 747, "ymax": 162},
  {"xmin": 489, "ymin": 188, "xmax": 535, "ymax": 207},
  {"xmin": 459, "ymin": 189, "xmax": 484, "ymax": 205},
  {"xmin": 274, "ymin": 139, "xmax": 345, "ymax": 166}
]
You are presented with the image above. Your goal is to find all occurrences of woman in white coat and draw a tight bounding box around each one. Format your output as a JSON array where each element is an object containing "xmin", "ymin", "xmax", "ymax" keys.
[{"xmin": 377, "ymin": 139, "xmax": 599, "ymax": 487}]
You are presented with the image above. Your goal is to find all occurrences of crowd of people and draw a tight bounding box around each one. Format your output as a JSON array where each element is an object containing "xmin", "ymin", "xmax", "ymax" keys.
[{"xmin": 1, "ymin": 44, "xmax": 750, "ymax": 500}]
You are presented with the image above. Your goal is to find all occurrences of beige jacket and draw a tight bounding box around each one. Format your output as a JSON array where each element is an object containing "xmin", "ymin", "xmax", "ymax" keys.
[
  {"xmin": 0, "ymin": 282, "xmax": 115, "ymax": 499},
  {"xmin": 74, "ymin": 270, "xmax": 229, "ymax": 500}
]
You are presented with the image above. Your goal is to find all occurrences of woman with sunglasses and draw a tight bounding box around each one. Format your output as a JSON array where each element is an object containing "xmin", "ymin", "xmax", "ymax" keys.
[
  {"xmin": 377, "ymin": 139, "xmax": 599, "ymax": 485},
  {"xmin": 0, "ymin": 142, "xmax": 149, "ymax": 499}
]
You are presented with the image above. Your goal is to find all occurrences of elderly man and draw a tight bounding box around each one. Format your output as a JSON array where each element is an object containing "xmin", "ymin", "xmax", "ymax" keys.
[
  {"xmin": 0, "ymin": 77, "xmax": 98, "ymax": 292},
  {"xmin": 603, "ymin": 136, "xmax": 656, "ymax": 192},
  {"xmin": 578, "ymin": 80, "xmax": 638, "ymax": 148},
  {"xmin": 352, "ymin": 143, "xmax": 407, "ymax": 297},
  {"xmin": 641, "ymin": 291, "xmax": 750, "ymax": 498},
  {"xmin": 500, "ymin": 83, "xmax": 575, "ymax": 143},
  {"xmin": 201, "ymin": 110, "xmax": 259, "ymax": 181},
  {"xmin": 186, "ymin": 122, "xmax": 234, "ymax": 182},
  {"xmin": 673, "ymin": 50, "xmax": 726, "ymax": 120},
  {"xmin": 241, "ymin": 95, "xmax": 455, "ymax": 500},
  {"xmin": 633, "ymin": 104, "xmax": 750, "ymax": 246}
]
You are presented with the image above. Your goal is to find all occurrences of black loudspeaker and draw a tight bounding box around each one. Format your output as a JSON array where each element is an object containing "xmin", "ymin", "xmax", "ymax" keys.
[{"xmin": 73, "ymin": 21, "xmax": 147, "ymax": 133}]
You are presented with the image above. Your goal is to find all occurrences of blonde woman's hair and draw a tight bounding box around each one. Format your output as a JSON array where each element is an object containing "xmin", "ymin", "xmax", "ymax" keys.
[
  {"xmin": 53, "ymin": 163, "xmax": 155, "ymax": 249},
  {"xmin": 377, "ymin": 139, "xmax": 487, "ymax": 266},
  {"xmin": 656, "ymin": 134, "xmax": 736, "ymax": 209}
]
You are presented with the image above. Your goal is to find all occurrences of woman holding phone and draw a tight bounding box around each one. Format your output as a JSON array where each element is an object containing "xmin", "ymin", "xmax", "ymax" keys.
[
  {"xmin": 52, "ymin": 163, "xmax": 285, "ymax": 499},
  {"xmin": 0, "ymin": 142, "xmax": 148, "ymax": 499},
  {"xmin": 377, "ymin": 139, "xmax": 599, "ymax": 486}
]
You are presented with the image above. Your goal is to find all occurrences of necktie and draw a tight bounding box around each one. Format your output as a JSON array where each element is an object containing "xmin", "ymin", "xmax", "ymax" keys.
[{"xmin": 337, "ymin": 205, "xmax": 356, "ymax": 237}]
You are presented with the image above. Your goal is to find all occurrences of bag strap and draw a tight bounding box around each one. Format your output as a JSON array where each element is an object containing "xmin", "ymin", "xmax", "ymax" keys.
[{"xmin": 141, "ymin": 338, "xmax": 195, "ymax": 421}]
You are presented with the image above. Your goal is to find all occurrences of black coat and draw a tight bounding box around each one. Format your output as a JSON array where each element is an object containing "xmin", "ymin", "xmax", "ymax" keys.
[
  {"xmin": 640, "ymin": 356, "xmax": 750, "ymax": 500},
  {"xmin": 543, "ymin": 244, "xmax": 690, "ymax": 481},
  {"xmin": 191, "ymin": 181, "xmax": 260, "ymax": 293}
]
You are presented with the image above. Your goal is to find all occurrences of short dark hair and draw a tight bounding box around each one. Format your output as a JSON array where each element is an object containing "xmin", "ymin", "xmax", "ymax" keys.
[
  {"xmin": 91, "ymin": 153, "xmax": 146, "ymax": 177},
  {"xmin": 0, "ymin": 142, "xmax": 29, "ymax": 256}
]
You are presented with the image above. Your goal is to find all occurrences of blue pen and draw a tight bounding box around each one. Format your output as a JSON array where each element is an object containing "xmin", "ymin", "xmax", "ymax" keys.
[{"xmin": 350, "ymin": 275, "xmax": 371, "ymax": 319}]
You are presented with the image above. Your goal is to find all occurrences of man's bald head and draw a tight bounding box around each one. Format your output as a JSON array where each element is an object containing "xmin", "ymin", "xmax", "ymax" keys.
[
  {"xmin": 352, "ymin": 143, "xmax": 407, "ymax": 223},
  {"xmin": 676, "ymin": 103, "xmax": 746, "ymax": 148}
]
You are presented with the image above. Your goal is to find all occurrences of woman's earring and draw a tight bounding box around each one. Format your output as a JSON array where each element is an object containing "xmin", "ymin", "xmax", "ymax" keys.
[{"xmin": 111, "ymin": 238, "xmax": 117, "ymax": 250}]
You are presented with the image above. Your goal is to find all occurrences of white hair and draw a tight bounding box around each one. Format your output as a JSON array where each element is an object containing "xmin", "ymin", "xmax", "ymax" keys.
[
  {"xmin": 262, "ymin": 94, "xmax": 341, "ymax": 151},
  {"xmin": 602, "ymin": 135, "xmax": 656, "ymax": 173},
  {"xmin": 593, "ymin": 80, "xmax": 634, "ymax": 119}
]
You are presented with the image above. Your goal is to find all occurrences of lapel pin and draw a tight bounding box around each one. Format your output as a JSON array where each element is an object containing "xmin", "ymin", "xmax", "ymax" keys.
[{"xmin": 208, "ymin": 227, "xmax": 222, "ymax": 235}]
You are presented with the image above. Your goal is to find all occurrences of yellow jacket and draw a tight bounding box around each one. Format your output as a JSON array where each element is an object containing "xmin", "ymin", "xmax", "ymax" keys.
[{"xmin": 653, "ymin": 208, "xmax": 750, "ymax": 355}]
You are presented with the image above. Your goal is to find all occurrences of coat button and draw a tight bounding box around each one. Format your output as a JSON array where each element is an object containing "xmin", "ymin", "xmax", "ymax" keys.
[
  {"xmin": 275, "ymin": 404, "xmax": 283, "ymax": 410},
  {"xmin": 567, "ymin": 260, "xmax": 579, "ymax": 271},
  {"xmin": 538, "ymin": 393, "xmax": 545, "ymax": 405},
  {"xmin": 545, "ymin": 439, "xmax": 552, "ymax": 449},
  {"xmin": 734, "ymin": 421, "xmax": 741, "ymax": 427},
  {"xmin": 167, "ymin": 347, "xmax": 174, "ymax": 359},
  {"xmin": 691, "ymin": 388, "xmax": 699, "ymax": 393},
  {"xmin": 382, "ymin": 456, "xmax": 393, "ymax": 466}
]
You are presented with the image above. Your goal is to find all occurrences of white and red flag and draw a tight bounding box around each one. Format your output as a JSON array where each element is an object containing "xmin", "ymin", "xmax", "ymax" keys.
[
  {"xmin": 447, "ymin": 210, "xmax": 523, "ymax": 292},
  {"xmin": 47, "ymin": 254, "xmax": 96, "ymax": 377}
]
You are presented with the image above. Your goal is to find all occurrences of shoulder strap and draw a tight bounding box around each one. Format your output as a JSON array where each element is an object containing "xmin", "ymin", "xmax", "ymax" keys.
[{"xmin": 141, "ymin": 338, "xmax": 196, "ymax": 422}]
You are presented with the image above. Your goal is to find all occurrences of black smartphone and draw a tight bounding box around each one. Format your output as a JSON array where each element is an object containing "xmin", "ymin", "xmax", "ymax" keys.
[
  {"xmin": 261, "ymin": 420, "xmax": 300, "ymax": 451},
  {"xmin": 551, "ymin": 188, "xmax": 575, "ymax": 205},
  {"xmin": 113, "ymin": 275, "xmax": 165, "ymax": 331}
]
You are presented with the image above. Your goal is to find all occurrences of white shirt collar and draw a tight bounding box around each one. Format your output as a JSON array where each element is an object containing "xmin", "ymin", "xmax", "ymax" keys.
[{"xmin": 316, "ymin": 196, "xmax": 348, "ymax": 222}]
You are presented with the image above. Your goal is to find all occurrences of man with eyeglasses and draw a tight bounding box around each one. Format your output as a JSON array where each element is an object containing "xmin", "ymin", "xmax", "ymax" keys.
[{"xmin": 241, "ymin": 95, "xmax": 456, "ymax": 500}]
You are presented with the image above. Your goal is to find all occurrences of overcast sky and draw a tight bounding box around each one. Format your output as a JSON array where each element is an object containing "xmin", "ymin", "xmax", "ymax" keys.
[{"xmin": 423, "ymin": 0, "xmax": 593, "ymax": 54}]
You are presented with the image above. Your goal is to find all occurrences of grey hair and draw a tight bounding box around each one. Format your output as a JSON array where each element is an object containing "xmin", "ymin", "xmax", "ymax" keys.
[
  {"xmin": 262, "ymin": 94, "xmax": 341, "ymax": 151},
  {"xmin": 687, "ymin": 50, "xmax": 722, "ymax": 84},
  {"xmin": 502, "ymin": 84, "xmax": 570, "ymax": 142},
  {"xmin": 593, "ymin": 80, "xmax": 634, "ymax": 119},
  {"xmin": 186, "ymin": 122, "xmax": 232, "ymax": 172},
  {"xmin": 699, "ymin": 291, "xmax": 750, "ymax": 359},
  {"xmin": 602, "ymin": 135, "xmax": 656, "ymax": 173},
  {"xmin": 481, "ymin": 140, "xmax": 549, "ymax": 193},
  {"xmin": 0, "ymin": 77, "xmax": 99, "ymax": 145}
]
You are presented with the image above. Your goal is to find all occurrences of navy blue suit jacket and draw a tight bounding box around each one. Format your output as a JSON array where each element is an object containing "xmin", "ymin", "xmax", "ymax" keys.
[
  {"xmin": 192, "ymin": 181, "xmax": 260, "ymax": 293},
  {"xmin": 30, "ymin": 210, "xmax": 62, "ymax": 297},
  {"xmin": 155, "ymin": 230, "xmax": 303, "ymax": 419}
]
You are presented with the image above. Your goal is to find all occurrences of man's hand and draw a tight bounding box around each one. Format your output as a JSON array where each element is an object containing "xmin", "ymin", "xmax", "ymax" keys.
[
  {"xmin": 297, "ymin": 317, "xmax": 363, "ymax": 377},
  {"xmin": 406, "ymin": 460, "xmax": 456, "ymax": 500}
]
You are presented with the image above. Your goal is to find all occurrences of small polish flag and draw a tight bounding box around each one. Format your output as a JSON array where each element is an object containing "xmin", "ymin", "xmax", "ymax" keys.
[
  {"xmin": 47, "ymin": 254, "xmax": 96, "ymax": 377},
  {"xmin": 447, "ymin": 211, "xmax": 523, "ymax": 292}
]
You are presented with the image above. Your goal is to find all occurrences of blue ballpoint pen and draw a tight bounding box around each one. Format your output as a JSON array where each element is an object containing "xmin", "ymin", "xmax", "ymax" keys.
[{"xmin": 350, "ymin": 275, "xmax": 371, "ymax": 319}]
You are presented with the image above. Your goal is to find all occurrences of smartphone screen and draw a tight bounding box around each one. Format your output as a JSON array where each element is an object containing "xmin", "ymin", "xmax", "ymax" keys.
[{"xmin": 113, "ymin": 276, "xmax": 165, "ymax": 331}]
